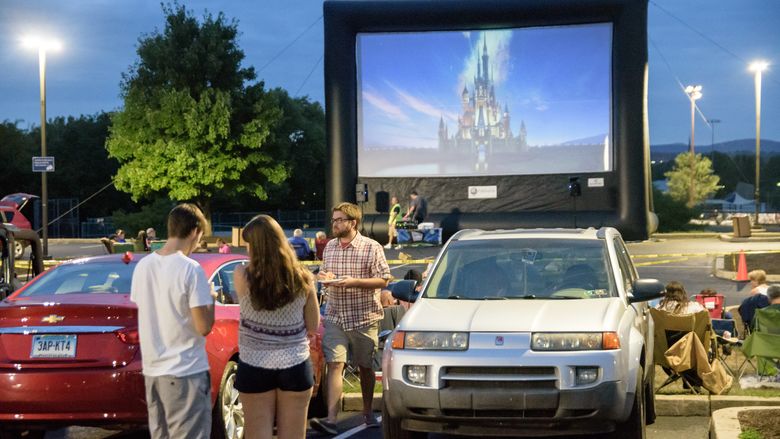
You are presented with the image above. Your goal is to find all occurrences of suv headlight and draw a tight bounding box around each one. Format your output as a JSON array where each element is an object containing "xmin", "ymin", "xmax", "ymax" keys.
[
  {"xmin": 392, "ymin": 331, "xmax": 469, "ymax": 350},
  {"xmin": 531, "ymin": 332, "xmax": 620, "ymax": 351}
]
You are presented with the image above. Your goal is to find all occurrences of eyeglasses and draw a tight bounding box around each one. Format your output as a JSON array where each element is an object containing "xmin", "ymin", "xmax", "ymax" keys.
[{"xmin": 331, "ymin": 217, "xmax": 353, "ymax": 224}]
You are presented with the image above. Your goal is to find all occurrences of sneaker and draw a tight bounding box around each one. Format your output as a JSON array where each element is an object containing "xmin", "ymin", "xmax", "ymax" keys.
[
  {"xmin": 383, "ymin": 243, "xmax": 392, "ymax": 249},
  {"xmin": 394, "ymin": 245, "xmax": 402, "ymax": 250},
  {"xmin": 310, "ymin": 418, "xmax": 338, "ymax": 435},
  {"xmin": 364, "ymin": 413, "xmax": 380, "ymax": 428}
]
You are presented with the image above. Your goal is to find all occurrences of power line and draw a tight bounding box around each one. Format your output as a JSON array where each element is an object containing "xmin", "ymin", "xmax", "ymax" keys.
[
  {"xmin": 257, "ymin": 15, "xmax": 322, "ymax": 75},
  {"xmin": 649, "ymin": 1, "xmax": 779, "ymax": 87},
  {"xmin": 295, "ymin": 54, "xmax": 323, "ymax": 97},
  {"xmin": 649, "ymin": 38, "xmax": 710, "ymax": 126}
]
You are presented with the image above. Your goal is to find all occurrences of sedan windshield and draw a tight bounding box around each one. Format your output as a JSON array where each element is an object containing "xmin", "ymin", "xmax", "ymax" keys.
[
  {"xmin": 424, "ymin": 238, "xmax": 615, "ymax": 300},
  {"xmin": 19, "ymin": 261, "xmax": 137, "ymax": 296}
]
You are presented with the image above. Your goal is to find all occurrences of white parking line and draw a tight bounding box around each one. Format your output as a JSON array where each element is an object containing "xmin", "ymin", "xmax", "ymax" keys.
[
  {"xmin": 332, "ymin": 416, "xmax": 382, "ymax": 439},
  {"xmin": 79, "ymin": 244, "xmax": 104, "ymax": 249}
]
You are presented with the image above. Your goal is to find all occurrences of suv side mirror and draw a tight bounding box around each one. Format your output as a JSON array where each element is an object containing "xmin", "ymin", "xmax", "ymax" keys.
[
  {"xmin": 390, "ymin": 279, "xmax": 418, "ymax": 303},
  {"xmin": 629, "ymin": 279, "xmax": 665, "ymax": 303}
]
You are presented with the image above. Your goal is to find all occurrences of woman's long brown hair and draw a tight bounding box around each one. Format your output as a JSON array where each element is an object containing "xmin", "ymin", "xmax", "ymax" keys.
[
  {"xmin": 660, "ymin": 281, "xmax": 689, "ymax": 314},
  {"xmin": 241, "ymin": 215, "xmax": 312, "ymax": 311}
]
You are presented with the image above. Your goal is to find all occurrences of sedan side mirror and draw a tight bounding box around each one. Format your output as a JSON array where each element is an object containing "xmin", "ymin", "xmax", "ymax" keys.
[
  {"xmin": 389, "ymin": 279, "xmax": 418, "ymax": 303},
  {"xmin": 629, "ymin": 279, "xmax": 665, "ymax": 303}
]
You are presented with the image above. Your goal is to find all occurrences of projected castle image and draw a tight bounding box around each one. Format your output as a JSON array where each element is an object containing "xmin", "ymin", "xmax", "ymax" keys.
[{"xmin": 438, "ymin": 37, "xmax": 528, "ymax": 167}]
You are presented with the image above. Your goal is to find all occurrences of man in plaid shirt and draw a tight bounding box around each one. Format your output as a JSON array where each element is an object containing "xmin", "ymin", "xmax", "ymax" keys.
[{"xmin": 310, "ymin": 202, "xmax": 391, "ymax": 435}]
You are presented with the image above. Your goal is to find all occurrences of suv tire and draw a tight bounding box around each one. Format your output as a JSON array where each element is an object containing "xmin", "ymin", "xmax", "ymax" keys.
[
  {"xmin": 382, "ymin": 399, "xmax": 426, "ymax": 439},
  {"xmin": 610, "ymin": 365, "xmax": 646, "ymax": 439}
]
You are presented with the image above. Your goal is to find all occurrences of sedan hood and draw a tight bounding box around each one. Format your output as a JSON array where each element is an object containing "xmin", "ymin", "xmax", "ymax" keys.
[{"xmin": 400, "ymin": 297, "xmax": 626, "ymax": 332}]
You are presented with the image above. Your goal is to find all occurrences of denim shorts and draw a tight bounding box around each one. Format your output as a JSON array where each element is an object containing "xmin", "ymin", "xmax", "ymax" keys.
[{"xmin": 234, "ymin": 358, "xmax": 313, "ymax": 393}]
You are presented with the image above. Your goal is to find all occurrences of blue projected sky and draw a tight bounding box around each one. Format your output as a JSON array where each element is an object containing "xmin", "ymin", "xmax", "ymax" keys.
[{"xmin": 358, "ymin": 24, "xmax": 611, "ymax": 149}]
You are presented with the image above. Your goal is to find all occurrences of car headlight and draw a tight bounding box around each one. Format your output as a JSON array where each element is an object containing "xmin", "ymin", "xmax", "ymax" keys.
[
  {"xmin": 531, "ymin": 332, "xmax": 620, "ymax": 351},
  {"xmin": 393, "ymin": 331, "xmax": 469, "ymax": 350}
]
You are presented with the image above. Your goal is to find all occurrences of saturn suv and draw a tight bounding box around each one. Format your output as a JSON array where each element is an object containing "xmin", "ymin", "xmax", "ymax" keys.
[{"xmin": 382, "ymin": 227, "xmax": 664, "ymax": 438}]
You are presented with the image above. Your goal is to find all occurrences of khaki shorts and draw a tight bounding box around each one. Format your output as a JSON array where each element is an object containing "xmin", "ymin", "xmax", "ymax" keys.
[{"xmin": 323, "ymin": 320, "xmax": 379, "ymax": 368}]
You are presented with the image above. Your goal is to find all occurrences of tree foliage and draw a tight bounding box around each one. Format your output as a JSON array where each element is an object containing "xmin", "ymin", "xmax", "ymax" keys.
[
  {"xmin": 665, "ymin": 152, "xmax": 722, "ymax": 208},
  {"xmin": 106, "ymin": 4, "xmax": 287, "ymax": 232},
  {"xmin": 652, "ymin": 187, "xmax": 699, "ymax": 232}
]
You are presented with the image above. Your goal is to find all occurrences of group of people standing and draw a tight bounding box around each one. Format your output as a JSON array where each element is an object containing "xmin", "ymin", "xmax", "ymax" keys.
[
  {"xmin": 131, "ymin": 201, "xmax": 392, "ymax": 438},
  {"xmin": 385, "ymin": 190, "xmax": 427, "ymax": 249}
]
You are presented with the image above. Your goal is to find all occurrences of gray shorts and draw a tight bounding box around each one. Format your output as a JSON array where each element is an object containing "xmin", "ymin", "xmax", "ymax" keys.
[
  {"xmin": 323, "ymin": 320, "xmax": 379, "ymax": 368},
  {"xmin": 144, "ymin": 371, "xmax": 212, "ymax": 439}
]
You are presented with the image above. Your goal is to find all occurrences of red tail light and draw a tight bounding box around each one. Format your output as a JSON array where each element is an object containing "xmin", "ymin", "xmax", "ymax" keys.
[
  {"xmin": 116, "ymin": 327, "xmax": 140, "ymax": 344},
  {"xmin": 122, "ymin": 251, "xmax": 133, "ymax": 264}
]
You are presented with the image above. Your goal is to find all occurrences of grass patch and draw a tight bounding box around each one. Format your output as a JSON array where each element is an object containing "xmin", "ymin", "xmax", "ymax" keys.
[
  {"xmin": 342, "ymin": 379, "xmax": 383, "ymax": 394},
  {"xmin": 739, "ymin": 427, "xmax": 764, "ymax": 439}
]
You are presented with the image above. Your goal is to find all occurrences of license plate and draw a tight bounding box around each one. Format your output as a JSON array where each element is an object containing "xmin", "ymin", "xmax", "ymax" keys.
[{"xmin": 30, "ymin": 334, "xmax": 77, "ymax": 358}]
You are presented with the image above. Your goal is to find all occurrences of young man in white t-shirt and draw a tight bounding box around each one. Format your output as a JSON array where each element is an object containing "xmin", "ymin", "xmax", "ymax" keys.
[{"xmin": 130, "ymin": 203, "xmax": 215, "ymax": 439}]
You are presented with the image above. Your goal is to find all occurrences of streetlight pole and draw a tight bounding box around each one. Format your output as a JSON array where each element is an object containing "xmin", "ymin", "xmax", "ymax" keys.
[
  {"xmin": 709, "ymin": 118, "xmax": 721, "ymax": 168},
  {"xmin": 750, "ymin": 60, "xmax": 768, "ymax": 225},
  {"xmin": 684, "ymin": 85, "xmax": 702, "ymax": 207},
  {"xmin": 22, "ymin": 36, "xmax": 61, "ymax": 258}
]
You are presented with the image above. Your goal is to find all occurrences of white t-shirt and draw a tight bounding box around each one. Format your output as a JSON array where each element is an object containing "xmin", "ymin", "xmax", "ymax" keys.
[
  {"xmin": 657, "ymin": 300, "xmax": 706, "ymax": 315},
  {"xmin": 130, "ymin": 251, "xmax": 213, "ymax": 377}
]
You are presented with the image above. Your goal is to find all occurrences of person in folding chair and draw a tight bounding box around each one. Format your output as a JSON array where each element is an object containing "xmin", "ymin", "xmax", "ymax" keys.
[
  {"xmin": 650, "ymin": 282, "xmax": 732, "ymax": 395},
  {"xmin": 741, "ymin": 285, "xmax": 780, "ymax": 380}
]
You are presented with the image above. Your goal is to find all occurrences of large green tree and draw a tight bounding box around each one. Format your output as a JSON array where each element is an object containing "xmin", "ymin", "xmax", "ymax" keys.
[
  {"xmin": 106, "ymin": 4, "xmax": 286, "ymax": 233},
  {"xmin": 665, "ymin": 152, "xmax": 722, "ymax": 208}
]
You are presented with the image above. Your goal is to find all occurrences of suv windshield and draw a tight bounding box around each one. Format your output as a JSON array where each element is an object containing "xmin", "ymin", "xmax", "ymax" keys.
[
  {"xmin": 19, "ymin": 261, "xmax": 136, "ymax": 296},
  {"xmin": 424, "ymin": 238, "xmax": 615, "ymax": 300}
]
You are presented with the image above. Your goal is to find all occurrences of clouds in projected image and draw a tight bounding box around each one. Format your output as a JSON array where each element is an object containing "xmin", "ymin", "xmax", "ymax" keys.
[
  {"xmin": 357, "ymin": 23, "xmax": 613, "ymax": 177},
  {"xmin": 358, "ymin": 24, "xmax": 611, "ymax": 149}
]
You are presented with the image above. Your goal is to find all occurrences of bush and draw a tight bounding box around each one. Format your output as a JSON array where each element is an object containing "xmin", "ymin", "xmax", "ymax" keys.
[
  {"xmin": 652, "ymin": 188, "xmax": 700, "ymax": 232},
  {"xmin": 112, "ymin": 198, "xmax": 173, "ymax": 239}
]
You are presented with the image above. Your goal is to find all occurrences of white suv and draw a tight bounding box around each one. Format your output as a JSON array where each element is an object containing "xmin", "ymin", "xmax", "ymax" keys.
[{"xmin": 382, "ymin": 227, "xmax": 664, "ymax": 438}]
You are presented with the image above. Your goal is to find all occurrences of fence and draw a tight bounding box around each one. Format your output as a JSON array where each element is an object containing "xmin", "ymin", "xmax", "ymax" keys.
[{"xmin": 211, "ymin": 210, "xmax": 328, "ymax": 234}]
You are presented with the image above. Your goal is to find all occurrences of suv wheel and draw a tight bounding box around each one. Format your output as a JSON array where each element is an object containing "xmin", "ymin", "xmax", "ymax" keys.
[
  {"xmin": 610, "ymin": 366, "xmax": 646, "ymax": 439},
  {"xmin": 382, "ymin": 399, "xmax": 426, "ymax": 439},
  {"xmin": 212, "ymin": 360, "xmax": 244, "ymax": 439}
]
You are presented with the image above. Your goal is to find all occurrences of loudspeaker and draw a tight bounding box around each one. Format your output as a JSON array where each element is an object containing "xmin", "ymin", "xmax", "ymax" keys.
[
  {"xmin": 375, "ymin": 191, "xmax": 389, "ymax": 213},
  {"xmin": 355, "ymin": 183, "xmax": 368, "ymax": 203}
]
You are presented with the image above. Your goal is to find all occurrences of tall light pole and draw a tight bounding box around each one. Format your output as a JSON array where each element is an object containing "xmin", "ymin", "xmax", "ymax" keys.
[
  {"xmin": 22, "ymin": 36, "xmax": 61, "ymax": 257},
  {"xmin": 750, "ymin": 60, "xmax": 769, "ymax": 225},
  {"xmin": 684, "ymin": 85, "xmax": 702, "ymax": 207},
  {"xmin": 708, "ymin": 118, "xmax": 721, "ymax": 167}
]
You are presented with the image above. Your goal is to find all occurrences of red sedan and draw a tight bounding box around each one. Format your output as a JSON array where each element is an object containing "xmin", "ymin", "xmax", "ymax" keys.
[{"xmin": 0, "ymin": 252, "xmax": 326, "ymax": 438}]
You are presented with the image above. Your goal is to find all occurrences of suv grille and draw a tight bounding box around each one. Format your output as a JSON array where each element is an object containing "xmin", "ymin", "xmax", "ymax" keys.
[{"xmin": 441, "ymin": 366, "xmax": 557, "ymax": 390}]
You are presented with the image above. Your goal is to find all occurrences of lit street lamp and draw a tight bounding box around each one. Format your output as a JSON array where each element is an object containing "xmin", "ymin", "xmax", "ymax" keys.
[
  {"xmin": 749, "ymin": 60, "xmax": 769, "ymax": 224},
  {"xmin": 684, "ymin": 85, "xmax": 702, "ymax": 207},
  {"xmin": 22, "ymin": 36, "xmax": 61, "ymax": 257}
]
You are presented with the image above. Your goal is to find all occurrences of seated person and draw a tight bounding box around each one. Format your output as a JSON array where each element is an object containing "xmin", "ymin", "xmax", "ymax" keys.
[
  {"xmin": 135, "ymin": 230, "xmax": 149, "ymax": 252},
  {"xmin": 287, "ymin": 228, "xmax": 312, "ymax": 260},
  {"xmin": 100, "ymin": 229, "xmax": 127, "ymax": 253},
  {"xmin": 145, "ymin": 227, "xmax": 157, "ymax": 249},
  {"xmin": 739, "ymin": 286, "xmax": 775, "ymax": 333},
  {"xmin": 462, "ymin": 260, "xmax": 509, "ymax": 298},
  {"xmin": 657, "ymin": 281, "xmax": 705, "ymax": 315},
  {"xmin": 557, "ymin": 264, "xmax": 599, "ymax": 290},
  {"xmin": 193, "ymin": 239, "xmax": 210, "ymax": 253},
  {"xmin": 314, "ymin": 231, "xmax": 330, "ymax": 260},
  {"xmin": 380, "ymin": 290, "xmax": 406, "ymax": 333},
  {"xmin": 216, "ymin": 238, "xmax": 231, "ymax": 254}
]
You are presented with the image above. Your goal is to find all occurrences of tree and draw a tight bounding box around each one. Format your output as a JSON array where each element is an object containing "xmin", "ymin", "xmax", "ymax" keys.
[
  {"xmin": 106, "ymin": 4, "xmax": 286, "ymax": 234},
  {"xmin": 665, "ymin": 152, "xmax": 722, "ymax": 208}
]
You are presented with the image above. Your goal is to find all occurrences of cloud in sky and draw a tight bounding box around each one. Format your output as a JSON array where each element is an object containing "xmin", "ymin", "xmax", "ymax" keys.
[
  {"xmin": 362, "ymin": 89, "xmax": 408, "ymax": 121},
  {"xmin": 385, "ymin": 81, "xmax": 459, "ymax": 122}
]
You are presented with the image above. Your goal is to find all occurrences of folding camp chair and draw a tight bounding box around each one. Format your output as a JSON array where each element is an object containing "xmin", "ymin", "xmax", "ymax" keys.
[
  {"xmin": 649, "ymin": 309, "xmax": 720, "ymax": 394},
  {"xmin": 741, "ymin": 306, "xmax": 780, "ymax": 380}
]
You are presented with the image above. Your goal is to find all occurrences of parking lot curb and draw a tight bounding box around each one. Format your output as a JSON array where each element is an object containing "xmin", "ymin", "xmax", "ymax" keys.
[
  {"xmin": 342, "ymin": 393, "xmax": 780, "ymax": 416},
  {"xmin": 710, "ymin": 406, "xmax": 778, "ymax": 439}
]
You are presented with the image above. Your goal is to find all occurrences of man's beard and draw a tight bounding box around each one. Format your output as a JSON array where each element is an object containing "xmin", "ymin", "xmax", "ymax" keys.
[{"xmin": 333, "ymin": 227, "xmax": 351, "ymax": 239}]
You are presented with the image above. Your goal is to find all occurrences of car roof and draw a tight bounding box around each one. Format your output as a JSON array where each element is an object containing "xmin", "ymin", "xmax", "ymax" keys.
[
  {"xmin": 450, "ymin": 227, "xmax": 618, "ymax": 241},
  {"xmin": 57, "ymin": 252, "xmax": 248, "ymax": 274}
]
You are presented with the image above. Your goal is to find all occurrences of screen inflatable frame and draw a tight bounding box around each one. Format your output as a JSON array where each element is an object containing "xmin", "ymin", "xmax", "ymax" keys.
[{"xmin": 324, "ymin": 0, "xmax": 653, "ymax": 241}]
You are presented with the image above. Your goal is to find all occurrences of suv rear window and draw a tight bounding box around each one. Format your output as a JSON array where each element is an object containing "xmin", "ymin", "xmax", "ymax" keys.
[{"xmin": 424, "ymin": 238, "xmax": 615, "ymax": 300}]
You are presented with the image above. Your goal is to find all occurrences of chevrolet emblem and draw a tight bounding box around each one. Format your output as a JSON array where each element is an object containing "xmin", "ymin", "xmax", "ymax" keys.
[{"xmin": 41, "ymin": 315, "xmax": 64, "ymax": 324}]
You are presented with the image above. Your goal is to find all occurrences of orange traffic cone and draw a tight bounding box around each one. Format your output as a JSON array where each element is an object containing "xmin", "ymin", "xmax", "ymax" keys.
[{"xmin": 736, "ymin": 250, "xmax": 748, "ymax": 281}]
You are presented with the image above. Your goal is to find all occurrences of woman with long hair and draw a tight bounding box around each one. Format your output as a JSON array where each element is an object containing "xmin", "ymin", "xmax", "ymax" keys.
[
  {"xmin": 657, "ymin": 281, "xmax": 705, "ymax": 315},
  {"xmin": 232, "ymin": 215, "xmax": 320, "ymax": 439}
]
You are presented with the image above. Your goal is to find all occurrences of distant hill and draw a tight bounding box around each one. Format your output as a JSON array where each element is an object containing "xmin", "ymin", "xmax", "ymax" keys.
[{"xmin": 650, "ymin": 138, "xmax": 780, "ymax": 161}]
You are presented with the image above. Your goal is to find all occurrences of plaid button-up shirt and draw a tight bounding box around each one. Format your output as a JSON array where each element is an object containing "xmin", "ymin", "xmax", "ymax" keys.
[{"xmin": 322, "ymin": 233, "xmax": 391, "ymax": 331}]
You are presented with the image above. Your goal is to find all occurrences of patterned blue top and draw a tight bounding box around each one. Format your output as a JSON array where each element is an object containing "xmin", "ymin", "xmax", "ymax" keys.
[{"xmin": 238, "ymin": 293, "xmax": 309, "ymax": 369}]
